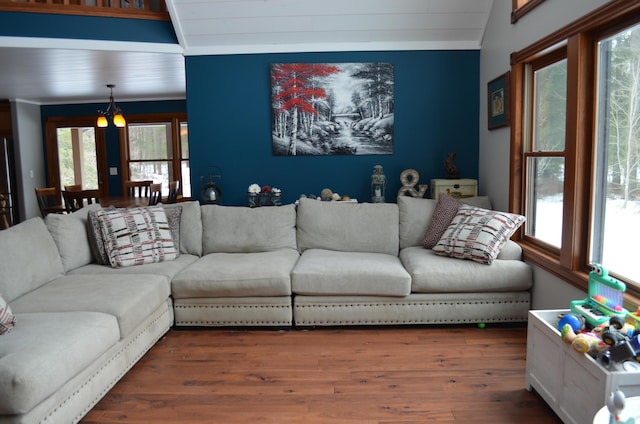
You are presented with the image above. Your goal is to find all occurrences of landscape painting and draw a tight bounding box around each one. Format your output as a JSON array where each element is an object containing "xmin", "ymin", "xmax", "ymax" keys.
[{"xmin": 271, "ymin": 62, "xmax": 394, "ymax": 156}]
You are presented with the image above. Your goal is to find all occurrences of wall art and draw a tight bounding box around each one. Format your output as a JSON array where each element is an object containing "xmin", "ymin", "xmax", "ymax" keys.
[
  {"xmin": 487, "ymin": 71, "xmax": 510, "ymax": 130},
  {"xmin": 271, "ymin": 62, "xmax": 394, "ymax": 156}
]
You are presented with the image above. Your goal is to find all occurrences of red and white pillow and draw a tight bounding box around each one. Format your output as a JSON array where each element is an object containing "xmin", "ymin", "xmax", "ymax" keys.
[
  {"xmin": 431, "ymin": 204, "xmax": 525, "ymax": 265},
  {"xmin": 94, "ymin": 206, "xmax": 178, "ymax": 268},
  {"xmin": 0, "ymin": 293, "xmax": 16, "ymax": 335}
]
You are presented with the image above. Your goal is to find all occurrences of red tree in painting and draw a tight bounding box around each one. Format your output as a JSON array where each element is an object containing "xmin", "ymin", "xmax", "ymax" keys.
[{"xmin": 272, "ymin": 63, "xmax": 339, "ymax": 155}]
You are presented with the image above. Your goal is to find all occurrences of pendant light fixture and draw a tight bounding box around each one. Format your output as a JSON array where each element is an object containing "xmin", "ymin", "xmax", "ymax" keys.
[{"xmin": 97, "ymin": 84, "xmax": 126, "ymax": 128}]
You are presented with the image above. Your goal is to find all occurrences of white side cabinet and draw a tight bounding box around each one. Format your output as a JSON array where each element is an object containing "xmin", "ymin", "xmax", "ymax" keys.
[
  {"xmin": 526, "ymin": 310, "xmax": 640, "ymax": 424},
  {"xmin": 430, "ymin": 178, "xmax": 477, "ymax": 200}
]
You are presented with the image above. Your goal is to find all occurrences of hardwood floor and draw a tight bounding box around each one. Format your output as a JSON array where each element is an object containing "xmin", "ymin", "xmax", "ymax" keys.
[{"xmin": 82, "ymin": 325, "xmax": 562, "ymax": 423}]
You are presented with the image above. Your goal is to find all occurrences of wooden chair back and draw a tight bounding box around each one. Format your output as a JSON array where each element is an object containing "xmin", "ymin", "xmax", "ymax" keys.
[
  {"xmin": 35, "ymin": 187, "xmax": 64, "ymax": 217},
  {"xmin": 124, "ymin": 180, "xmax": 153, "ymax": 198},
  {"xmin": 63, "ymin": 189, "xmax": 100, "ymax": 212},
  {"xmin": 148, "ymin": 183, "xmax": 162, "ymax": 206},
  {"xmin": 64, "ymin": 184, "xmax": 82, "ymax": 192},
  {"xmin": 167, "ymin": 180, "xmax": 180, "ymax": 204}
]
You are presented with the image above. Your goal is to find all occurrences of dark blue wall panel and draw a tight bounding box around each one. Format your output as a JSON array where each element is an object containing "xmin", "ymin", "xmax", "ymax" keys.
[
  {"xmin": 186, "ymin": 50, "xmax": 479, "ymax": 205},
  {"xmin": 0, "ymin": 11, "xmax": 177, "ymax": 43}
]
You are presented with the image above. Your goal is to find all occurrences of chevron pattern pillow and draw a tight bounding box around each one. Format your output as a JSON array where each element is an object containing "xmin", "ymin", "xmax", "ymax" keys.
[{"xmin": 422, "ymin": 194, "xmax": 461, "ymax": 249}]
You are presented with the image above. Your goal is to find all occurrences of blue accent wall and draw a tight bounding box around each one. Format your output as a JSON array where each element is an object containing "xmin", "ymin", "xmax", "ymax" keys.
[
  {"xmin": 186, "ymin": 50, "xmax": 479, "ymax": 205},
  {"xmin": 40, "ymin": 100, "xmax": 186, "ymax": 196},
  {"xmin": 0, "ymin": 11, "xmax": 177, "ymax": 43}
]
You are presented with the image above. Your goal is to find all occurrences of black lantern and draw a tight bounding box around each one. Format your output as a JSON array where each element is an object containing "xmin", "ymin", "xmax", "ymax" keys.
[
  {"xmin": 371, "ymin": 165, "xmax": 386, "ymax": 203},
  {"xmin": 200, "ymin": 167, "xmax": 222, "ymax": 204}
]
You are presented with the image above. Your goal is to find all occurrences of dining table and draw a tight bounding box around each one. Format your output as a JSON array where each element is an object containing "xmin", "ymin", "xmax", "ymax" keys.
[{"xmin": 98, "ymin": 196, "xmax": 152, "ymax": 208}]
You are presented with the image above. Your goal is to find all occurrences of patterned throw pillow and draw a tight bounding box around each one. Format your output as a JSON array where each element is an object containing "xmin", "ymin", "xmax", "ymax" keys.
[
  {"xmin": 87, "ymin": 209, "xmax": 111, "ymax": 265},
  {"xmin": 432, "ymin": 204, "xmax": 525, "ymax": 265},
  {"xmin": 163, "ymin": 205, "xmax": 182, "ymax": 254},
  {"xmin": 422, "ymin": 194, "xmax": 461, "ymax": 248},
  {"xmin": 95, "ymin": 206, "xmax": 178, "ymax": 268},
  {"xmin": 0, "ymin": 293, "xmax": 16, "ymax": 335}
]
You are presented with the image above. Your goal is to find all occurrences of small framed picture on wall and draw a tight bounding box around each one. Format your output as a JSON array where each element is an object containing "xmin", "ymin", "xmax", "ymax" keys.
[{"xmin": 487, "ymin": 71, "xmax": 510, "ymax": 130}]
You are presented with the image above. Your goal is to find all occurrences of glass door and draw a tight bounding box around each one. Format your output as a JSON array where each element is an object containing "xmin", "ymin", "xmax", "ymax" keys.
[{"xmin": 45, "ymin": 118, "xmax": 108, "ymax": 197}]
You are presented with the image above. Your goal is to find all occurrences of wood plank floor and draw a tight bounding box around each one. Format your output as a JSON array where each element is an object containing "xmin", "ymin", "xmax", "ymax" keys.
[{"xmin": 82, "ymin": 325, "xmax": 562, "ymax": 423}]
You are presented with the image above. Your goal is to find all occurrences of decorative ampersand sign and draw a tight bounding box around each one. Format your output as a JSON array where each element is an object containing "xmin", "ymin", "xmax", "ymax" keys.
[{"xmin": 397, "ymin": 169, "xmax": 428, "ymax": 198}]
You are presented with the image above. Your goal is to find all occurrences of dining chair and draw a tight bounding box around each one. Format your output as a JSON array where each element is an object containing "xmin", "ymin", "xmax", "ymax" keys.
[
  {"xmin": 148, "ymin": 183, "xmax": 162, "ymax": 206},
  {"xmin": 167, "ymin": 180, "xmax": 180, "ymax": 204},
  {"xmin": 124, "ymin": 180, "xmax": 153, "ymax": 198},
  {"xmin": 64, "ymin": 184, "xmax": 82, "ymax": 192},
  {"xmin": 35, "ymin": 187, "xmax": 65, "ymax": 217},
  {"xmin": 62, "ymin": 189, "xmax": 100, "ymax": 212}
]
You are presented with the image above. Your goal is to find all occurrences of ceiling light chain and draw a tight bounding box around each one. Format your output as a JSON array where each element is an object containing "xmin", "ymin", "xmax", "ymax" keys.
[{"xmin": 97, "ymin": 84, "xmax": 126, "ymax": 128}]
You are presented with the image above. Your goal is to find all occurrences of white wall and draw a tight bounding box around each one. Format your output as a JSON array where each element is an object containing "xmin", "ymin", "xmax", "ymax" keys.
[
  {"xmin": 479, "ymin": 0, "xmax": 609, "ymax": 309},
  {"xmin": 11, "ymin": 101, "xmax": 45, "ymax": 221}
]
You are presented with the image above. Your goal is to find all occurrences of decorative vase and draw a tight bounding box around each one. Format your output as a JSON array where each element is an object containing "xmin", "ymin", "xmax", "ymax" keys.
[
  {"xmin": 271, "ymin": 193, "xmax": 282, "ymax": 206},
  {"xmin": 247, "ymin": 192, "xmax": 259, "ymax": 208},
  {"xmin": 260, "ymin": 193, "xmax": 272, "ymax": 206}
]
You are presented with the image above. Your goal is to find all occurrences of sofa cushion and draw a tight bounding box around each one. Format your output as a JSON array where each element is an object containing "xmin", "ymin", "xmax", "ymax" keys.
[
  {"xmin": 0, "ymin": 311, "xmax": 119, "ymax": 415},
  {"xmin": 297, "ymin": 198, "xmax": 399, "ymax": 256},
  {"xmin": 0, "ymin": 293, "xmax": 15, "ymax": 335},
  {"xmin": 164, "ymin": 201, "xmax": 202, "ymax": 256},
  {"xmin": 10, "ymin": 274, "xmax": 170, "ymax": 339},
  {"xmin": 69, "ymin": 253, "xmax": 199, "ymax": 281},
  {"xmin": 422, "ymin": 194, "xmax": 460, "ymax": 249},
  {"xmin": 95, "ymin": 206, "xmax": 178, "ymax": 268},
  {"xmin": 172, "ymin": 248, "xmax": 299, "ymax": 298},
  {"xmin": 0, "ymin": 218, "xmax": 64, "ymax": 302},
  {"xmin": 398, "ymin": 196, "xmax": 437, "ymax": 249},
  {"xmin": 400, "ymin": 246, "xmax": 532, "ymax": 293},
  {"xmin": 432, "ymin": 205, "xmax": 525, "ymax": 265},
  {"xmin": 46, "ymin": 203, "xmax": 101, "ymax": 272},
  {"xmin": 201, "ymin": 204, "xmax": 297, "ymax": 254},
  {"xmin": 292, "ymin": 249, "xmax": 411, "ymax": 297}
]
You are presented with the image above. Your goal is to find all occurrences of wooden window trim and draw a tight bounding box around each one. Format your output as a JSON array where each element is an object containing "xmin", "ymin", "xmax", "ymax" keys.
[
  {"xmin": 119, "ymin": 112, "xmax": 187, "ymax": 196},
  {"xmin": 510, "ymin": 0, "xmax": 640, "ymax": 307}
]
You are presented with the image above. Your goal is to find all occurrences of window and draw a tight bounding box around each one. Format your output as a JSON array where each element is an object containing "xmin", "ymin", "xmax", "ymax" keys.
[
  {"xmin": 591, "ymin": 22, "xmax": 640, "ymax": 286},
  {"xmin": 510, "ymin": 0, "xmax": 640, "ymax": 303},
  {"xmin": 121, "ymin": 113, "xmax": 190, "ymax": 198},
  {"xmin": 524, "ymin": 53, "xmax": 567, "ymax": 249},
  {"xmin": 45, "ymin": 117, "xmax": 108, "ymax": 197}
]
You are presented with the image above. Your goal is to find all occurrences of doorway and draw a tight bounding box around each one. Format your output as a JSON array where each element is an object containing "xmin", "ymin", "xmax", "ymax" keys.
[{"xmin": 45, "ymin": 117, "xmax": 108, "ymax": 197}]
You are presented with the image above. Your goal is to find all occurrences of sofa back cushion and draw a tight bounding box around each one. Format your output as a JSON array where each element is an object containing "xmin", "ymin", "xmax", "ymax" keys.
[
  {"xmin": 398, "ymin": 196, "xmax": 437, "ymax": 249},
  {"xmin": 202, "ymin": 204, "xmax": 297, "ymax": 254},
  {"xmin": 296, "ymin": 198, "xmax": 399, "ymax": 256},
  {"xmin": 0, "ymin": 218, "xmax": 64, "ymax": 302},
  {"xmin": 163, "ymin": 201, "xmax": 202, "ymax": 256},
  {"xmin": 398, "ymin": 195, "xmax": 493, "ymax": 249},
  {"xmin": 45, "ymin": 203, "xmax": 100, "ymax": 272}
]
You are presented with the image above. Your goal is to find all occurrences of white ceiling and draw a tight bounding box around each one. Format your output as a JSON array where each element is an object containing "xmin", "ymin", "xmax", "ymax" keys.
[{"xmin": 0, "ymin": 0, "xmax": 492, "ymax": 105}]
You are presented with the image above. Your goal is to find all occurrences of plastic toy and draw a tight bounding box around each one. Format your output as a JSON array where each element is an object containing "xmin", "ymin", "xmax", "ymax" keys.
[
  {"xmin": 606, "ymin": 390, "xmax": 636, "ymax": 424},
  {"xmin": 570, "ymin": 264, "xmax": 628, "ymax": 328},
  {"xmin": 558, "ymin": 312, "xmax": 584, "ymax": 333},
  {"xmin": 561, "ymin": 324, "xmax": 607, "ymax": 355}
]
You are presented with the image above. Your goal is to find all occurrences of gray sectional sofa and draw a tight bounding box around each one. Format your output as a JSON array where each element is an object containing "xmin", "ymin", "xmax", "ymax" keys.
[{"xmin": 0, "ymin": 195, "xmax": 532, "ymax": 423}]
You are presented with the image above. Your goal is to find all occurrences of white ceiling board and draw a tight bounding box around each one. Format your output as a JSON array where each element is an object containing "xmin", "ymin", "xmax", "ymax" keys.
[
  {"xmin": 0, "ymin": 1, "xmax": 492, "ymax": 104},
  {"xmin": 0, "ymin": 46, "xmax": 186, "ymax": 104},
  {"xmin": 168, "ymin": 0, "xmax": 492, "ymax": 55}
]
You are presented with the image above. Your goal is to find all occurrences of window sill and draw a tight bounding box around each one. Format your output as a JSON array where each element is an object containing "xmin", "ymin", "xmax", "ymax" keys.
[{"xmin": 519, "ymin": 241, "xmax": 640, "ymax": 311}]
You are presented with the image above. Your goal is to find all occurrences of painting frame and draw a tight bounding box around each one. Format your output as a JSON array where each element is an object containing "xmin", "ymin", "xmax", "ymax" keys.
[
  {"xmin": 487, "ymin": 71, "xmax": 510, "ymax": 130},
  {"xmin": 271, "ymin": 62, "xmax": 395, "ymax": 156}
]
